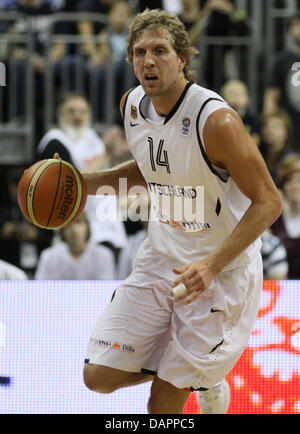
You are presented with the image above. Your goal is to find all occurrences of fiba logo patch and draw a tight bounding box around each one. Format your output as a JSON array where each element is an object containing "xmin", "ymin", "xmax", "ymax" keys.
[{"xmin": 181, "ymin": 117, "xmax": 191, "ymax": 137}]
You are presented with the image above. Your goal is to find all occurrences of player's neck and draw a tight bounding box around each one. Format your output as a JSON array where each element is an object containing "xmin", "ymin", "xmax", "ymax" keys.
[{"xmin": 150, "ymin": 77, "xmax": 188, "ymax": 117}]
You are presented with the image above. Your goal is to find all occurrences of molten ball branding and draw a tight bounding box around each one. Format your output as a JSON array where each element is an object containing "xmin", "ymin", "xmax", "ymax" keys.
[
  {"xmin": 21, "ymin": 159, "xmax": 86, "ymax": 230},
  {"xmin": 56, "ymin": 175, "xmax": 75, "ymax": 220}
]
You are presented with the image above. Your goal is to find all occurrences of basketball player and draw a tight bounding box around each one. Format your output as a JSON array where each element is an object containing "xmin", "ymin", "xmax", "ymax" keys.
[{"xmin": 59, "ymin": 9, "xmax": 282, "ymax": 414}]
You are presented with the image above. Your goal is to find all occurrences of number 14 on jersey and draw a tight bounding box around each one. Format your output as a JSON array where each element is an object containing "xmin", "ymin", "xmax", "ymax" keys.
[{"xmin": 148, "ymin": 137, "xmax": 171, "ymax": 174}]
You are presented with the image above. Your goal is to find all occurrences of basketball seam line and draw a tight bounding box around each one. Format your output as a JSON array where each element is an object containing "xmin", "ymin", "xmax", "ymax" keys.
[
  {"xmin": 46, "ymin": 159, "xmax": 63, "ymax": 228},
  {"xmin": 56, "ymin": 162, "xmax": 82, "ymax": 229},
  {"xmin": 27, "ymin": 160, "xmax": 57, "ymax": 227}
]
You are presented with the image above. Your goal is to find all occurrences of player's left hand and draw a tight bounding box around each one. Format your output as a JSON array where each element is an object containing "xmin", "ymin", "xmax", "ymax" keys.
[{"xmin": 172, "ymin": 259, "xmax": 217, "ymax": 304}]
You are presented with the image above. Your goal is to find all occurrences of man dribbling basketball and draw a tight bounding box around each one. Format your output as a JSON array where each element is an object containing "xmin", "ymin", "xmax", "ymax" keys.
[{"xmin": 58, "ymin": 9, "xmax": 281, "ymax": 414}]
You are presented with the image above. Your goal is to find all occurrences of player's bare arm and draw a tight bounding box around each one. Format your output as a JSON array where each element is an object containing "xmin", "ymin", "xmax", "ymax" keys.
[
  {"xmin": 173, "ymin": 109, "xmax": 282, "ymax": 303},
  {"xmin": 54, "ymin": 92, "xmax": 147, "ymax": 196},
  {"xmin": 82, "ymin": 159, "xmax": 147, "ymax": 195}
]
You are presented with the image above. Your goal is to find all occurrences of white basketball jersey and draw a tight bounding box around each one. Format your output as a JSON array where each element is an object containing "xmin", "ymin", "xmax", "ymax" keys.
[{"xmin": 123, "ymin": 82, "xmax": 261, "ymax": 272}]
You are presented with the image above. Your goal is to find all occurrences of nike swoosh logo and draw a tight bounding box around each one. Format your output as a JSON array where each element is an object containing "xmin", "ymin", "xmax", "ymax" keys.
[
  {"xmin": 130, "ymin": 122, "xmax": 139, "ymax": 127},
  {"xmin": 211, "ymin": 307, "xmax": 222, "ymax": 313}
]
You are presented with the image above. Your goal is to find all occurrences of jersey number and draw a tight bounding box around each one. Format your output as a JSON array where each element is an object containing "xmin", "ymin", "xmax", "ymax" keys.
[{"xmin": 148, "ymin": 137, "xmax": 170, "ymax": 174}]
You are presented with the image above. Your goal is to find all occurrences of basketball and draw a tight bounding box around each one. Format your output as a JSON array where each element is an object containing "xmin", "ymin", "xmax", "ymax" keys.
[{"xmin": 17, "ymin": 159, "xmax": 87, "ymax": 230}]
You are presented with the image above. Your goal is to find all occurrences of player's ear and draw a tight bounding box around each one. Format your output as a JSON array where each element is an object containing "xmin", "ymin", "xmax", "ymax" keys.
[{"xmin": 178, "ymin": 53, "xmax": 187, "ymax": 72}]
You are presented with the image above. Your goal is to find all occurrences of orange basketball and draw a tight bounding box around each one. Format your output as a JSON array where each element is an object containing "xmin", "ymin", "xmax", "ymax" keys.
[{"xmin": 18, "ymin": 159, "xmax": 87, "ymax": 230}]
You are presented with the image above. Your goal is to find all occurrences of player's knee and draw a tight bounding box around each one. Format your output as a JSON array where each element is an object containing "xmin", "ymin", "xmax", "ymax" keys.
[{"xmin": 83, "ymin": 365, "xmax": 116, "ymax": 394}]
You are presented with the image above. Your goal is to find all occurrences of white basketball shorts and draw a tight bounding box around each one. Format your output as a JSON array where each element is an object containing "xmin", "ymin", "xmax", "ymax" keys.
[{"xmin": 85, "ymin": 253, "xmax": 263, "ymax": 390}]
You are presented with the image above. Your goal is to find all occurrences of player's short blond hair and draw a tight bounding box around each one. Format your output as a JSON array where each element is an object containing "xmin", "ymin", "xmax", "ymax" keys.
[{"xmin": 126, "ymin": 8, "xmax": 199, "ymax": 82}]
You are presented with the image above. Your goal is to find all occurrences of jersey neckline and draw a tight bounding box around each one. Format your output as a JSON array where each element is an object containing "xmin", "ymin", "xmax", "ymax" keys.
[{"xmin": 139, "ymin": 81, "xmax": 194, "ymax": 126}]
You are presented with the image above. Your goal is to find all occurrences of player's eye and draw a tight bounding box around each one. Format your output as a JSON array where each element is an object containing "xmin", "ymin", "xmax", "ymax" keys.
[{"xmin": 134, "ymin": 49, "xmax": 144, "ymax": 57}]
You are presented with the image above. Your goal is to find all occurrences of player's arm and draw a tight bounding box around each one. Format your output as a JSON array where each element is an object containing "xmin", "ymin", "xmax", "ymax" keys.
[
  {"xmin": 173, "ymin": 109, "xmax": 282, "ymax": 301},
  {"xmin": 203, "ymin": 109, "xmax": 281, "ymax": 272},
  {"xmin": 82, "ymin": 159, "xmax": 147, "ymax": 195},
  {"xmin": 65, "ymin": 91, "xmax": 146, "ymax": 196}
]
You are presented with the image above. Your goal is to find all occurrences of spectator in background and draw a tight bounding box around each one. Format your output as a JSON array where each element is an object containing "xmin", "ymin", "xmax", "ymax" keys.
[
  {"xmin": 99, "ymin": 1, "xmax": 133, "ymax": 64},
  {"xmin": 0, "ymin": 259, "xmax": 28, "ymax": 279},
  {"xmin": 36, "ymin": 92, "xmax": 128, "ymax": 262},
  {"xmin": 221, "ymin": 79, "xmax": 260, "ymax": 146},
  {"xmin": 271, "ymin": 153, "xmax": 300, "ymax": 279},
  {"xmin": 259, "ymin": 110, "xmax": 293, "ymax": 183},
  {"xmin": 263, "ymin": 14, "xmax": 300, "ymax": 150},
  {"xmin": 100, "ymin": 1, "xmax": 135, "ymax": 105},
  {"xmin": 200, "ymin": 0, "xmax": 250, "ymax": 91},
  {"xmin": 75, "ymin": 0, "xmax": 134, "ymax": 119},
  {"xmin": 260, "ymin": 230, "xmax": 288, "ymax": 280},
  {"xmin": 35, "ymin": 213, "xmax": 115, "ymax": 279},
  {"xmin": 0, "ymin": 168, "xmax": 53, "ymax": 277},
  {"xmin": 0, "ymin": 0, "xmax": 68, "ymax": 129},
  {"xmin": 117, "ymin": 194, "xmax": 149, "ymax": 280},
  {"xmin": 101, "ymin": 122, "xmax": 132, "ymax": 168},
  {"xmin": 179, "ymin": 0, "xmax": 204, "ymax": 47},
  {"xmin": 76, "ymin": 0, "xmax": 114, "ymax": 66},
  {"xmin": 37, "ymin": 92, "xmax": 107, "ymax": 170}
]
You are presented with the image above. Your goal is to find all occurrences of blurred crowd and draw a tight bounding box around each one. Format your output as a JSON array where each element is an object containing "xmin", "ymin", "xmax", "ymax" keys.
[{"xmin": 0, "ymin": 0, "xmax": 300, "ymax": 281}]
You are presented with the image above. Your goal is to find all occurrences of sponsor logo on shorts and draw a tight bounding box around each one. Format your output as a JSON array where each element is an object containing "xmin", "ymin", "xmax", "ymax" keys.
[{"xmin": 98, "ymin": 339, "xmax": 135, "ymax": 353}]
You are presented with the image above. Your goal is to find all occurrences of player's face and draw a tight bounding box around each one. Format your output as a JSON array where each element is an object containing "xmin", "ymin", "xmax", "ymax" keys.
[{"xmin": 132, "ymin": 28, "xmax": 186, "ymax": 98}]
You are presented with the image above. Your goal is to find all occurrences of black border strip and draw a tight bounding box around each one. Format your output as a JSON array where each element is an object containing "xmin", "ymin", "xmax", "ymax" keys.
[
  {"xmin": 209, "ymin": 339, "xmax": 224, "ymax": 353},
  {"xmin": 164, "ymin": 81, "xmax": 193, "ymax": 124},
  {"xmin": 196, "ymin": 98, "xmax": 228, "ymax": 183},
  {"xmin": 141, "ymin": 368, "xmax": 156, "ymax": 376},
  {"xmin": 138, "ymin": 82, "xmax": 193, "ymax": 125}
]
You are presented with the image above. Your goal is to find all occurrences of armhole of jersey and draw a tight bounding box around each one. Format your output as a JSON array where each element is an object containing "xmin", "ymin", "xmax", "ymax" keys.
[
  {"xmin": 121, "ymin": 87, "xmax": 135, "ymax": 121},
  {"xmin": 196, "ymin": 98, "xmax": 229, "ymax": 183}
]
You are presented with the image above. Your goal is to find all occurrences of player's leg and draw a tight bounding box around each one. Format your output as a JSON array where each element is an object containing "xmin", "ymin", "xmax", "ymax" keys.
[
  {"xmin": 196, "ymin": 380, "xmax": 230, "ymax": 414},
  {"xmin": 83, "ymin": 363, "xmax": 152, "ymax": 393},
  {"xmin": 147, "ymin": 375, "xmax": 190, "ymax": 414},
  {"xmin": 157, "ymin": 254, "xmax": 263, "ymax": 414},
  {"xmin": 83, "ymin": 278, "xmax": 173, "ymax": 395}
]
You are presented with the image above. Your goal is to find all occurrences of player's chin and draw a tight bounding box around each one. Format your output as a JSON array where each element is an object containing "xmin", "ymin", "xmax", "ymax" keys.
[{"xmin": 141, "ymin": 80, "xmax": 160, "ymax": 94}]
